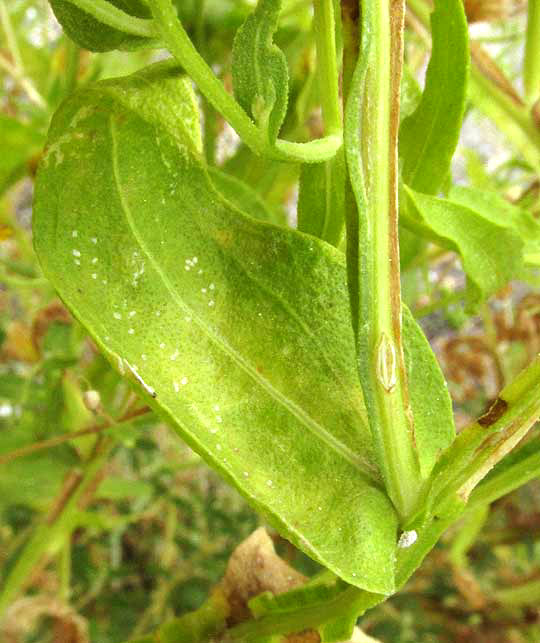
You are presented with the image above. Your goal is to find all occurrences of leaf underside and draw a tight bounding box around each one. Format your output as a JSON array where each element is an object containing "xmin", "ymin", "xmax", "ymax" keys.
[
  {"xmin": 33, "ymin": 64, "xmax": 396, "ymax": 594},
  {"xmin": 33, "ymin": 63, "xmax": 455, "ymax": 594},
  {"xmin": 232, "ymin": 0, "xmax": 289, "ymax": 144}
]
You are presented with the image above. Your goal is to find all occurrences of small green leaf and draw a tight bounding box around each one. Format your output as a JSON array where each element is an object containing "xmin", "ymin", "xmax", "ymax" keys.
[
  {"xmin": 448, "ymin": 185, "xmax": 540, "ymax": 265},
  {"xmin": 399, "ymin": 0, "xmax": 469, "ymax": 194},
  {"xmin": 33, "ymin": 64, "xmax": 397, "ymax": 593},
  {"xmin": 403, "ymin": 307, "xmax": 455, "ymax": 479},
  {"xmin": 49, "ymin": 0, "xmax": 154, "ymax": 52},
  {"xmin": 403, "ymin": 186, "xmax": 524, "ymax": 307},
  {"xmin": 232, "ymin": 0, "xmax": 289, "ymax": 144},
  {"xmin": 297, "ymin": 150, "xmax": 346, "ymax": 246}
]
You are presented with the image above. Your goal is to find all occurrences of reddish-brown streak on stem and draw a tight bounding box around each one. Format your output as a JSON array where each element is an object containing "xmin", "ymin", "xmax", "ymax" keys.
[
  {"xmin": 478, "ymin": 397, "xmax": 509, "ymax": 428},
  {"xmin": 388, "ymin": 0, "xmax": 415, "ymax": 446}
]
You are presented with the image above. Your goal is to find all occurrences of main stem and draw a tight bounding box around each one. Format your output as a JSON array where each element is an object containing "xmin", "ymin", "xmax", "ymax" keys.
[{"xmin": 345, "ymin": 0, "xmax": 420, "ymax": 520}]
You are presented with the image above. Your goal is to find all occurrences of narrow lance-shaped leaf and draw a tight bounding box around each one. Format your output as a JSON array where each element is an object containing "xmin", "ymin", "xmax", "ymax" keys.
[
  {"xmin": 232, "ymin": 0, "xmax": 289, "ymax": 144},
  {"xmin": 399, "ymin": 0, "xmax": 469, "ymax": 195},
  {"xmin": 33, "ymin": 63, "xmax": 398, "ymax": 594},
  {"xmin": 403, "ymin": 185, "xmax": 524, "ymax": 307}
]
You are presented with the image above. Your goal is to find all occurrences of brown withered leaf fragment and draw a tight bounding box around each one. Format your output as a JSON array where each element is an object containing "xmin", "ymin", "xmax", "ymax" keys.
[
  {"xmin": 220, "ymin": 527, "xmax": 306, "ymax": 625},
  {"xmin": 0, "ymin": 596, "xmax": 88, "ymax": 643}
]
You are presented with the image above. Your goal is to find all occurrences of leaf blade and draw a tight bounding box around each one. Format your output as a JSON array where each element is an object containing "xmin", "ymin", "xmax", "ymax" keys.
[
  {"xmin": 399, "ymin": 0, "xmax": 469, "ymax": 194},
  {"xmin": 33, "ymin": 65, "xmax": 398, "ymax": 593},
  {"xmin": 232, "ymin": 0, "xmax": 289, "ymax": 144},
  {"xmin": 403, "ymin": 186, "xmax": 524, "ymax": 307}
]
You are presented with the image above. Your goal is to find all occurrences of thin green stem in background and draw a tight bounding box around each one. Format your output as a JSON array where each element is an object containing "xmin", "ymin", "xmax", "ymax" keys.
[
  {"xmin": 467, "ymin": 439, "xmax": 540, "ymax": 509},
  {"xmin": 313, "ymin": 0, "xmax": 342, "ymax": 134},
  {"xmin": 524, "ymin": 0, "xmax": 540, "ymax": 104},
  {"xmin": 0, "ymin": 0, "xmax": 23, "ymax": 72},
  {"xmin": 0, "ymin": 1, "xmax": 47, "ymax": 109}
]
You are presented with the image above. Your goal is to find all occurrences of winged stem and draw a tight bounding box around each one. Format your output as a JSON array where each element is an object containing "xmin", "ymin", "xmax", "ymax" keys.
[{"xmin": 344, "ymin": 0, "xmax": 421, "ymax": 520}]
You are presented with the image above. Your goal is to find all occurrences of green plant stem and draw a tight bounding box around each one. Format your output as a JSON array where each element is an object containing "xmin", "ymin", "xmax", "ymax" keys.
[
  {"xmin": 149, "ymin": 0, "xmax": 342, "ymax": 162},
  {"xmin": 0, "ymin": 437, "xmax": 114, "ymax": 620},
  {"xmin": 0, "ymin": 0, "xmax": 23, "ymax": 72},
  {"xmin": 345, "ymin": 0, "xmax": 420, "ymax": 520},
  {"xmin": 524, "ymin": 0, "xmax": 540, "ymax": 104},
  {"xmin": 467, "ymin": 441, "xmax": 540, "ymax": 509},
  {"xmin": 429, "ymin": 354, "xmax": 540, "ymax": 514},
  {"xmin": 0, "ymin": 406, "xmax": 149, "ymax": 466},
  {"xmin": 313, "ymin": 0, "xmax": 342, "ymax": 134},
  {"xmin": 64, "ymin": 0, "xmax": 157, "ymax": 37}
]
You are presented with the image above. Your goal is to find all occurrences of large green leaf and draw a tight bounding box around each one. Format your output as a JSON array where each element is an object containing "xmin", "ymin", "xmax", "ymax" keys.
[
  {"xmin": 33, "ymin": 63, "xmax": 398, "ymax": 593},
  {"xmin": 232, "ymin": 0, "xmax": 289, "ymax": 144},
  {"xmin": 403, "ymin": 186, "xmax": 524, "ymax": 307},
  {"xmin": 399, "ymin": 0, "xmax": 469, "ymax": 195},
  {"xmin": 49, "ymin": 0, "xmax": 154, "ymax": 51}
]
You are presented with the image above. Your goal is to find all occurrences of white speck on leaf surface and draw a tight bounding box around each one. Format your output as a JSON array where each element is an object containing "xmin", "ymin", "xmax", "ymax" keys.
[
  {"xmin": 113, "ymin": 312, "xmax": 122, "ymax": 320},
  {"xmin": 72, "ymin": 249, "xmax": 81, "ymax": 257},
  {"xmin": 398, "ymin": 530, "xmax": 418, "ymax": 549}
]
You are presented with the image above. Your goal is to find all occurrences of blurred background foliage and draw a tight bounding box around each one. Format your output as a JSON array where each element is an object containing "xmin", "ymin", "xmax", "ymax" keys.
[{"xmin": 2, "ymin": 0, "xmax": 540, "ymax": 641}]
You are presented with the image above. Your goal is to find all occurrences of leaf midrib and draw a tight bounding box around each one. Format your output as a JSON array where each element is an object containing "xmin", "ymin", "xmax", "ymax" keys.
[{"xmin": 108, "ymin": 116, "xmax": 379, "ymax": 486}]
